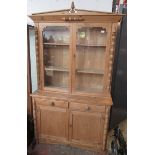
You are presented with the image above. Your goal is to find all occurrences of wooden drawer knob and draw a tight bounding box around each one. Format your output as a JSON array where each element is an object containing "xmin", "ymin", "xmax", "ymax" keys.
[
  {"xmin": 50, "ymin": 102, "xmax": 55, "ymax": 106},
  {"xmin": 85, "ymin": 105, "xmax": 90, "ymax": 111}
]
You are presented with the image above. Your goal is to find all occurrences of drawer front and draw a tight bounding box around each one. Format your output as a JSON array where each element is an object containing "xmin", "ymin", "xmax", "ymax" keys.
[
  {"xmin": 69, "ymin": 102, "xmax": 105, "ymax": 113},
  {"xmin": 35, "ymin": 98, "xmax": 69, "ymax": 108}
]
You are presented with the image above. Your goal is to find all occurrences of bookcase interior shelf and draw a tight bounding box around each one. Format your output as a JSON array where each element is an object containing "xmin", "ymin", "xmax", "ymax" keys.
[
  {"xmin": 76, "ymin": 69, "xmax": 103, "ymax": 75},
  {"xmin": 44, "ymin": 42, "xmax": 69, "ymax": 46},
  {"xmin": 45, "ymin": 66, "xmax": 69, "ymax": 72}
]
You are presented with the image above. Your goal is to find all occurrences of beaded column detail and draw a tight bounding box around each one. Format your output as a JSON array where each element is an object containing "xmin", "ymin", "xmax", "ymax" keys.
[
  {"xmin": 102, "ymin": 106, "xmax": 111, "ymax": 150},
  {"xmin": 34, "ymin": 26, "xmax": 40, "ymax": 90},
  {"xmin": 106, "ymin": 23, "xmax": 118, "ymax": 92}
]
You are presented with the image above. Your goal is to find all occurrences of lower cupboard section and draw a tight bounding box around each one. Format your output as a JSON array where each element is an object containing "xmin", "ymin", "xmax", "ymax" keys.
[{"xmin": 33, "ymin": 98, "xmax": 111, "ymax": 152}]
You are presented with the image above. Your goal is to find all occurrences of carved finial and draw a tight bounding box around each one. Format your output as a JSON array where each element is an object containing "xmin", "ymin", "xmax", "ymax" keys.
[{"xmin": 69, "ymin": 1, "xmax": 77, "ymax": 13}]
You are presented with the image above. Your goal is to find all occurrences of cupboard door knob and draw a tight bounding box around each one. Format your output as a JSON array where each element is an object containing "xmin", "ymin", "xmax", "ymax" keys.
[
  {"xmin": 85, "ymin": 106, "xmax": 90, "ymax": 111},
  {"xmin": 51, "ymin": 102, "xmax": 55, "ymax": 106}
]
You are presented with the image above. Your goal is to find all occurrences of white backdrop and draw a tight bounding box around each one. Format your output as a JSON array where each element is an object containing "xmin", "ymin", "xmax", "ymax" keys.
[
  {"xmin": 27, "ymin": 0, "xmax": 113, "ymax": 15},
  {"xmin": 27, "ymin": 0, "xmax": 113, "ymax": 25}
]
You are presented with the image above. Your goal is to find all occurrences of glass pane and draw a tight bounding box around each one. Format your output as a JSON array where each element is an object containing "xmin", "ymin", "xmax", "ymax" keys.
[
  {"xmin": 43, "ymin": 26, "xmax": 70, "ymax": 89},
  {"xmin": 77, "ymin": 27, "xmax": 107, "ymax": 45},
  {"xmin": 75, "ymin": 27, "xmax": 107, "ymax": 93}
]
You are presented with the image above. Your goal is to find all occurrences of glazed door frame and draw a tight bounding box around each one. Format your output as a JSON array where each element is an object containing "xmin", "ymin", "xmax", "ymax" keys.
[
  {"xmin": 38, "ymin": 22, "xmax": 112, "ymax": 96},
  {"xmin": 71, "ymin": 23, "xmax": 112, "ymax": 96},
  {"xmin": 38, "ymin": 23, "xmax": 73, "ymax": 93}
]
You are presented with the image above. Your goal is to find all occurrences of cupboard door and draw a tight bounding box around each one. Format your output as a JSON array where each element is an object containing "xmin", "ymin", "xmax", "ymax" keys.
[
  {"xmin": 73, "ymin": 24, "xmax": 111, "ymax": 94},
  {"xmin": 36, "ymin": 105, "xmax": 68, "ymax": 142},
  {"xmin": 40, "ymin": 24, "xmax": 72, "ymax": 92},
  {"xmin": 69, "ymin": 111, "xmax": 104, "ymax": 148}
]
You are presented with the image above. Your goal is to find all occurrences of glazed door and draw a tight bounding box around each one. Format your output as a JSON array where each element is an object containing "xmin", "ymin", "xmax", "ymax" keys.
[
  {"xmin": 39, "ymin": 23, "xmax": 72, "ymax": 92},
  {"xmin": 72, "ymin": 23, "xmax": 111, "ymax": 95},
  {"xmin": 69, "ymin": 111, "xmax": 104, "ymax": 149},
  {"xmin": 36, "ymin": 104, "xmax": 68, "ymax": 142}
]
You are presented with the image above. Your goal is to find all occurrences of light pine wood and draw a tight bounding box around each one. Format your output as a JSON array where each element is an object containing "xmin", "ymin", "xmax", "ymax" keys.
[
  {"xmin": 30, "ymin": 8, "xmax": 123, "ymax": 152},
  {"xmin": 35, "ymin": 98, "xmax": 69, "ymax": 108},
  {"xmin": 102, "ymin": 23, "xmax": 119, "ymax": 96},
  {"xmin": 39, "ymin": 23, "xmax": 72, "ymax": 93},
  {"xmin": 36, "ymin": 104, "xmax": 69, "ymax": 142},
  {"xmin": 69, "ymin": 111, "xmax": 104, "ymax": 150},
  {"xmin": 31, "ymin": 9, "xmax": 123, "ymax": 16},
  {"xmin": 34, "ymin": 23, "xmax": 40, "ymax": 90},
  {"xmin": 69, "ymin": 102, "xmax": 105, "ymax": 113},
  {"xmin": 72, "ymin": 23, "xmax": 112, "ymax": 95},
  {"xmin": 102, "ymin": 106, "xmax": 111, "ymax": 150},
  {"xmin": 31, "ymin": 91, "xmax": 113, "ymax": 106},
  {"xmin": 32, "ymin": 98, "xmax": 38, "ymax": 142},
  {"xmin": 29, "ymin": 9, "xmax": 123, "ymax": 23}
]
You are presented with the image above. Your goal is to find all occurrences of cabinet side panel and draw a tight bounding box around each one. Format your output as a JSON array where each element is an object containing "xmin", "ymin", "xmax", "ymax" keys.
[{"xmin": 32, "ymin": 97, "xmax": 38, "ymax": 142}]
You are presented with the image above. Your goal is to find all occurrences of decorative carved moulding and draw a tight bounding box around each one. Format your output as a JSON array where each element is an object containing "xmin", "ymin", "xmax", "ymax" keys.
[
  {"xmin": 69, "ymin": 1, "xmax": 77, "ymax": 14},
  {"xmin": 62, "ymin": 16, "xmax": 84, "ymax": 22}
]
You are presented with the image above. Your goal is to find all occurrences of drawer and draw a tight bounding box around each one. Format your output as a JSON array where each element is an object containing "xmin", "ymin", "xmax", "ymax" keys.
[
  {"xmin": 35, "ymin": 98, "xmax": 69, "ymax": 108},
  {"xmin": 69, "ymin": 102, "xmax": 105, "ymax": 113}
]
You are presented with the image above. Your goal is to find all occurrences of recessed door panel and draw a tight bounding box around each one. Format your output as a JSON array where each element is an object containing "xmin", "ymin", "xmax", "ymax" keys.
[
  {"xmin": 70, "ymin": 111, "xmax": 104, "ymax": 147},
  {"xmin": 36, "ymin": 105, "xmax": 68, "ymax": 140}
]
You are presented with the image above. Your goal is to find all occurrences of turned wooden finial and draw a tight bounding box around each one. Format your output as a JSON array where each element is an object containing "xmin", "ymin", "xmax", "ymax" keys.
[{"xmin": 69, "ymin": 1, "xmax": 77, "ymax": 13}]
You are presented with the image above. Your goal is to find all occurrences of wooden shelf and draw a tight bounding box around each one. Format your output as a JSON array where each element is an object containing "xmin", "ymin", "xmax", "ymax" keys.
[
  {"xmin": 45, "ymin": 86, "xmax": 68, "ymax": 89},
  {"xmin": 45, "ymin": 66, "xmax": 69, "ymax": 72},
  {"xmin": 76, "ymin": 87, "xmax": 103, "ymax": 93},
  {"xmin": 76, "ymin": 69, "xmax": 103, "ymax": 75},
  {"xmin": 76, "ymin": 44, "xmax": 106, "ymax": 47},
  {"xmin": 44, "ymin": 42, "xmax": 69, "ymax": 46}
]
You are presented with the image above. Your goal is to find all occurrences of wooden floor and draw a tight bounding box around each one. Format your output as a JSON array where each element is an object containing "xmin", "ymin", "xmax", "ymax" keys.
[{"xmin": 28, "ymin": 144, "xmax": 109, "ymax": 155}]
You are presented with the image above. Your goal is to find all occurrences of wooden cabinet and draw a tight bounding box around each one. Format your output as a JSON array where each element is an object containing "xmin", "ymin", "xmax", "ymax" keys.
[{"xmin": 30, "ymin": 3, "xmax": 123, "ymax": 152}]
